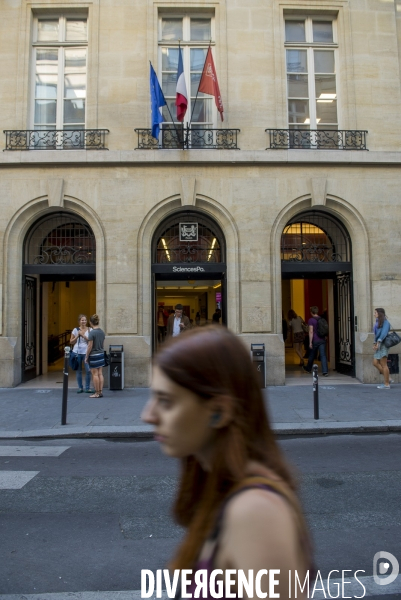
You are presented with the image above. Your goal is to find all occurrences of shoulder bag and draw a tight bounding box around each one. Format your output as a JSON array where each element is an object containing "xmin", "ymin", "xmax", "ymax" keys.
[
  {"xmin": 68, "ymin": 329, "xmax": 80, "ymax": 370},
  {"xmin": 383, "ymin": 330, "xmax": 401, "ymax": 348},
  {"xmin": 69, "ymin": 351, "xmax": 79, "ymax": 370}
]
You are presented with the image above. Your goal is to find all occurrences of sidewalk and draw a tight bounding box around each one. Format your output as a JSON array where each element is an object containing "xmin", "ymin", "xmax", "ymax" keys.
[{"xmin": 0, "ymin": 376, "xmax": 400, "ymax": 439}]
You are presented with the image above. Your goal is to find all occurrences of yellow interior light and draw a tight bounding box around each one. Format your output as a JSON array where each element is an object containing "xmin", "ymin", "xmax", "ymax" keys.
[
  {"xmin": 161, "ymin": 238, "xmax": 170, "ymax": 261},
  {"xmin": 208, "ymin": 238, "xmax": 217, "ymax": 261}
]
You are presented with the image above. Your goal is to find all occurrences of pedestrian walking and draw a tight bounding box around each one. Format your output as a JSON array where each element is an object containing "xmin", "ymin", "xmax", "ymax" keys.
[
  {"xmin": 69, "ymin": 314, "xmax": 94, "ymax": 393},
  {"xmin": 85, "ymin": 314, "xmax": 106, "ymax": 398},
  {"xmin": 372, "ymin": 307, "xmax": 391, "ymax": 389},
  {"xmin": 142, "ymin": 326, "xmax": 313, "ymax": 597},
  {"xmin": 303, "ymin": 306, "xmax": 329, "ymax": 376},
  {"xmin": 287, "ymin": 309, "xmax": 307, "ymax": 366},
  {"xmin": 166, "ymin": 304, "xmax": 191, "ymax": 338}
]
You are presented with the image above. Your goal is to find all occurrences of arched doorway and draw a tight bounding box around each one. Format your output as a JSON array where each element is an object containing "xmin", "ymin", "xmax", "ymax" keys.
[
  {"xmin": 281, "ymin": 210, "xmax": 354, "ymax": 376},
  {"xmin": 151, "ymin": 210, "xmax": 226, "ymax": 351},
  {"xmin": 22, "ymin": 211, "xmax": 96, "ymax": 382}
]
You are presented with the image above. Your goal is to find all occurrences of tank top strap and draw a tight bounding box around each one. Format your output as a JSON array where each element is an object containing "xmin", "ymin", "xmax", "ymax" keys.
[{"xmin": 197, "ymin": 475, "xmax": 313, "ymax": 575}]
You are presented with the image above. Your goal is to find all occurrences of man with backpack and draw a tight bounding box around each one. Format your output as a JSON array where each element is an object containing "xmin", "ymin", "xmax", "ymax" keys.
[{"xmin": 303, "ymin": 306, "xmax": 329, "ymax": 376}]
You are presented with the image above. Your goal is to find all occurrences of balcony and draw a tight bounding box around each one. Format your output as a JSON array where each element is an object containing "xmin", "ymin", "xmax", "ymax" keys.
[
  {"xmin": 135, "ymin": 125, "xmax": 240, "ymax": 150},
  {"xmin": 266, "ymin": 129, "xmax": 368, "ymax": 151},
  {"xmin": 4, "ymin": 129, "xmax": 109, "ymax": 151}
]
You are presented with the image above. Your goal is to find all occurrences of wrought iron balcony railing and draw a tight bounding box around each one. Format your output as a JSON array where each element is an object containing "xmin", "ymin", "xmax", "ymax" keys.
[
  {"xmin": 266, "ymin": 129, "xmax": 368, "ymax": 151},
  {"xmin": 135, "ymin": 125, "xmax": 240, "ymax": 150},
  {"xmin": 4, "ymin": 129, "xmax": 109, "ymax": 150}
]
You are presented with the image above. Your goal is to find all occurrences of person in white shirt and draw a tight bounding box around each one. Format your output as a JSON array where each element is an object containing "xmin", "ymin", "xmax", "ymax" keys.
[
  {"xmin": 288, "ymin": 309, "xmax": 308, "ymax": 367},
  {"xmin": 69, "ymin": 314, "xmax": 93, "ymax": 393}
]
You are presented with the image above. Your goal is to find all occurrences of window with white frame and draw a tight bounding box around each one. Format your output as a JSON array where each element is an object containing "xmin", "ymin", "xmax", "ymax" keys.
[
  {"xmin": 158, "ymin": 14, "xmax": 215, "ymax": 131},
  {"xmin": 285, "ymin": 17, "xmax": 338, "ymax": 131},
  {"xmin": 31, "ymin": 15, "xmax": 87, "ymax": 131}
]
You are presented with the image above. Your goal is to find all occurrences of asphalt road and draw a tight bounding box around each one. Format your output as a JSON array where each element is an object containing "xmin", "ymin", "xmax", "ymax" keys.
[{"xmin": 0, "ymin": 433, "xmax": 400, "ymax": 597}]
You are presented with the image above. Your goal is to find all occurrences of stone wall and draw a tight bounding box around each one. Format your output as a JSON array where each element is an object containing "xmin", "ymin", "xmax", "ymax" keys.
[{"xmin": 0, "ymin": 0, "xmax": 400, "ymax": 385}]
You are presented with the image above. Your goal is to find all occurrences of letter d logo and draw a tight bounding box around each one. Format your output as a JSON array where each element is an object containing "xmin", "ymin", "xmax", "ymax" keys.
[{"xmin": 373, "ymin": 551, "xmax": 399, "ymax": 586}]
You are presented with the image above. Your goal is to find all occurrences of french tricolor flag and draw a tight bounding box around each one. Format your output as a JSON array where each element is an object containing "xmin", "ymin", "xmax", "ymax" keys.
[{"xmin": 175, "ymin": 47, "xmax": 188, "ymax": 122}]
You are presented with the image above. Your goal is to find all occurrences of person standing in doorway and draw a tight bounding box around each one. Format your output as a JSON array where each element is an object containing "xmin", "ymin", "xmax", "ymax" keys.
[
  {"xmin": 212, "ymin": 308, "xmax": 222, "ymax": 324},
  {"xmin": 372, "ymin": 307, "xmax": 391, "ymax": 389},
  {"xmin": 70, "ymin": 314, "xmax": 93, "ymax": 393},
  {"xmin": 157, "ymin": 305, "xmax": 168, "ymax": 343},
  {"xmin": 303, "ymin": 306, "xmax": 328, "ymax": 376},
  {"xmin": 85, "ymin": 314, "xmax": 106, "ymax": 398},
  {"xmin": 287, "ymin": 309, "xmax": 307, "ymax": 366},
  {"xmin": 166, "ymin": 304, "xmax": 191, "ymax": 338},
  {"xmin": 282, "ymin": 311, "xmax": 288, "ymax": 344}
]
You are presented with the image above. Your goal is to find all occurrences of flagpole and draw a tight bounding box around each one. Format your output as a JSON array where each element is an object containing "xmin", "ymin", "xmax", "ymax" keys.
[
  {"xmin": 150, "ymin": 60, "xmax": 181, "ymax": 147},
  {"xmin": 177, "ymin": 41, "xmax": 185, "ymax": 149}
]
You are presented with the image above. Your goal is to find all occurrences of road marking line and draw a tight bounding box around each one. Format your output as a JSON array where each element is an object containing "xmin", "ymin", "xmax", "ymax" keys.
[
  {"xmin": 0, "ymin": 471, "xmax": 39, "ymax": 489},
  {"xmin": 0, "ymin": 446, "xmax": 70, "ymax": 457}
]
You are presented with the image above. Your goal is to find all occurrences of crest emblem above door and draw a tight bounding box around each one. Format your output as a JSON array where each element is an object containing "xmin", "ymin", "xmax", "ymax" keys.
[{"xmin": 179, "ymin": 222, "xmax": 198, "ymax": 242}]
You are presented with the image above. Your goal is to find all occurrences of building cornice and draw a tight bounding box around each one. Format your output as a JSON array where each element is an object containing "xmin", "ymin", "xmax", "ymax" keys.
[{"xmin": 1, "ymin": 150, "xmax": 401, "ymax": 168}]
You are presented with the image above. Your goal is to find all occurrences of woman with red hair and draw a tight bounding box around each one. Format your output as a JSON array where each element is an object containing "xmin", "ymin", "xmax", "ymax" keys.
[{"xmin": 142, "ymin": 326, "xmax": 313, "ymax": 598}]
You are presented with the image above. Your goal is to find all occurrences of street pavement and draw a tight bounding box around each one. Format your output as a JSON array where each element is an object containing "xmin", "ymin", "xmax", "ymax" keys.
[
  {"xmin": 0, "ymin": 378, "xmax": 400, "ymax": 439},
  {"xmin": 0, "ymin": 435, "xmax": 400, "ymax": 599}
]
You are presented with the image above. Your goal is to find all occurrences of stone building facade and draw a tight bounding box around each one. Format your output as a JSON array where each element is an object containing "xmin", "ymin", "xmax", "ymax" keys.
[{"xmin": 1, "ymin": 0, "xmax": 400, "ymax": 387}]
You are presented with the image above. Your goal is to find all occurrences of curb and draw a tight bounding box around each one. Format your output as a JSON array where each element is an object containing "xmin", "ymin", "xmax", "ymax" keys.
[{"xmin": 0, "ymin": 421, "xmax": 401, "ymax": 440}]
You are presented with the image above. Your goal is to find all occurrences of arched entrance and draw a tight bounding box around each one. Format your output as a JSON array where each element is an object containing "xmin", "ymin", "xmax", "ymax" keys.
[
  {"xmin": 151, "ymin": 210, "xmax": 226, "ymax": 351},
  {"xmin": 281, "ymin": 210, "xmax": 354, "ymax": 376},
  {"xmin": 22, "ymin": 211, "xmax": 96, "ymax": 381}
]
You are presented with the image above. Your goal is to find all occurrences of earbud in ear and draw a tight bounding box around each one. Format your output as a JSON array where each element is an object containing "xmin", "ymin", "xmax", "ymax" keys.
[{"xmin": 210, "ymin": 412, "xmax": 221, "ymax": 426}]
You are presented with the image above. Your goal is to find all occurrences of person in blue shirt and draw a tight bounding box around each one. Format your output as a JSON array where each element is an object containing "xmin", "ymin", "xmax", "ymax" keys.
[{"xmin": 373, "ymin": 307, "xmax": 391, "ymax": 389}]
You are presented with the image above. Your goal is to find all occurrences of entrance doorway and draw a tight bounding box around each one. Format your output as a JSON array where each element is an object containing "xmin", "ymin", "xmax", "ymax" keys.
[
  {"xmin": 43, "ymin": 279, "xmax": 96, "ymax": 374},
  {"xmin": 283, "ymin": 277, "xmax": 335, "ymax": 372},
  {"xmin": 155, "ymin": 278, "xmax": 225, "ymax": 348},
  {"xmin": 22, "ymin": 212, "xmax": 96, "ymax": 382},
  {"xmin": 281, "ymin": 210, "xmax": 355, "ymax": 377},
  {"xmin": 151, "ymin": 210, "xmax": 226, "ymax": 352}
]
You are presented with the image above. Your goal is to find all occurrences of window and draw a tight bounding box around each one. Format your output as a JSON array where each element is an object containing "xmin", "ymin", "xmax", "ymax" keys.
[
  {"xmin": 285, "ymin": 17, "xmax": 338, "ymax": 131},
  {"xmin": 31, "ymin": 16, "xmax": 87, "ymax": 131},
  {"xmin": 158, "ymin": 15, "xmax": 215, "ymax": 132}
]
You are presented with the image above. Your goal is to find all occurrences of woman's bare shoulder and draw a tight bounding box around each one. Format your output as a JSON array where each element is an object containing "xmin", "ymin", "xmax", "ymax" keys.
[
  {"xmin": 224, "ymin": 485, "xmax": 294, "ymax": 529},
  {"xmin": 215, "ymin": 486, "xmax": 301, "ymax": 577}
]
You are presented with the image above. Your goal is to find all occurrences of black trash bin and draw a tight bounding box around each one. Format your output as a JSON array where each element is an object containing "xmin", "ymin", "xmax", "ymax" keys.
[
  {"xmin": 109, "ymin": 345, "xmax": 124, "ymax": 390},
  {"xmin": 251, "ymin": 343, "xmax": 266, "ymax": 388},
  {"xmin": 387, "ymin": 353, "xmax": 399, "ymax": 375}
]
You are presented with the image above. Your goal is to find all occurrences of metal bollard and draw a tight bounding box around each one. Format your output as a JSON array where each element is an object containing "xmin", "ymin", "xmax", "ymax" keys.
[
  {"xmin": 313, "ymin": 364, "xmax": 319, "ymax": 420},
  {"xmin": 61, "ymin": 346, "xmax": 71, "ymax": 426}
]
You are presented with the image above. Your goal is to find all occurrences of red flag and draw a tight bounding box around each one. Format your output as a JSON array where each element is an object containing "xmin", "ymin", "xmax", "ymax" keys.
[{"xmin": 198, "ymin": 48, "xmax": 224, "ymax": 121}]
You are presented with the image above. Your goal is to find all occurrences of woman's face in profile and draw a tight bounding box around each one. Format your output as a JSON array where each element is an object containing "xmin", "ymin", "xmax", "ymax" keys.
[{"xmin": 142, "ymin": 366, "xmax": 214, "ymax": 459}]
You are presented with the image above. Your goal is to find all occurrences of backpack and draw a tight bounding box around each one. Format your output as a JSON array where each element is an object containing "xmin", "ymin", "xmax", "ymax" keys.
[{"xmin": 317, "ymin": 316, "xmax": 329, "ymax": 337}]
